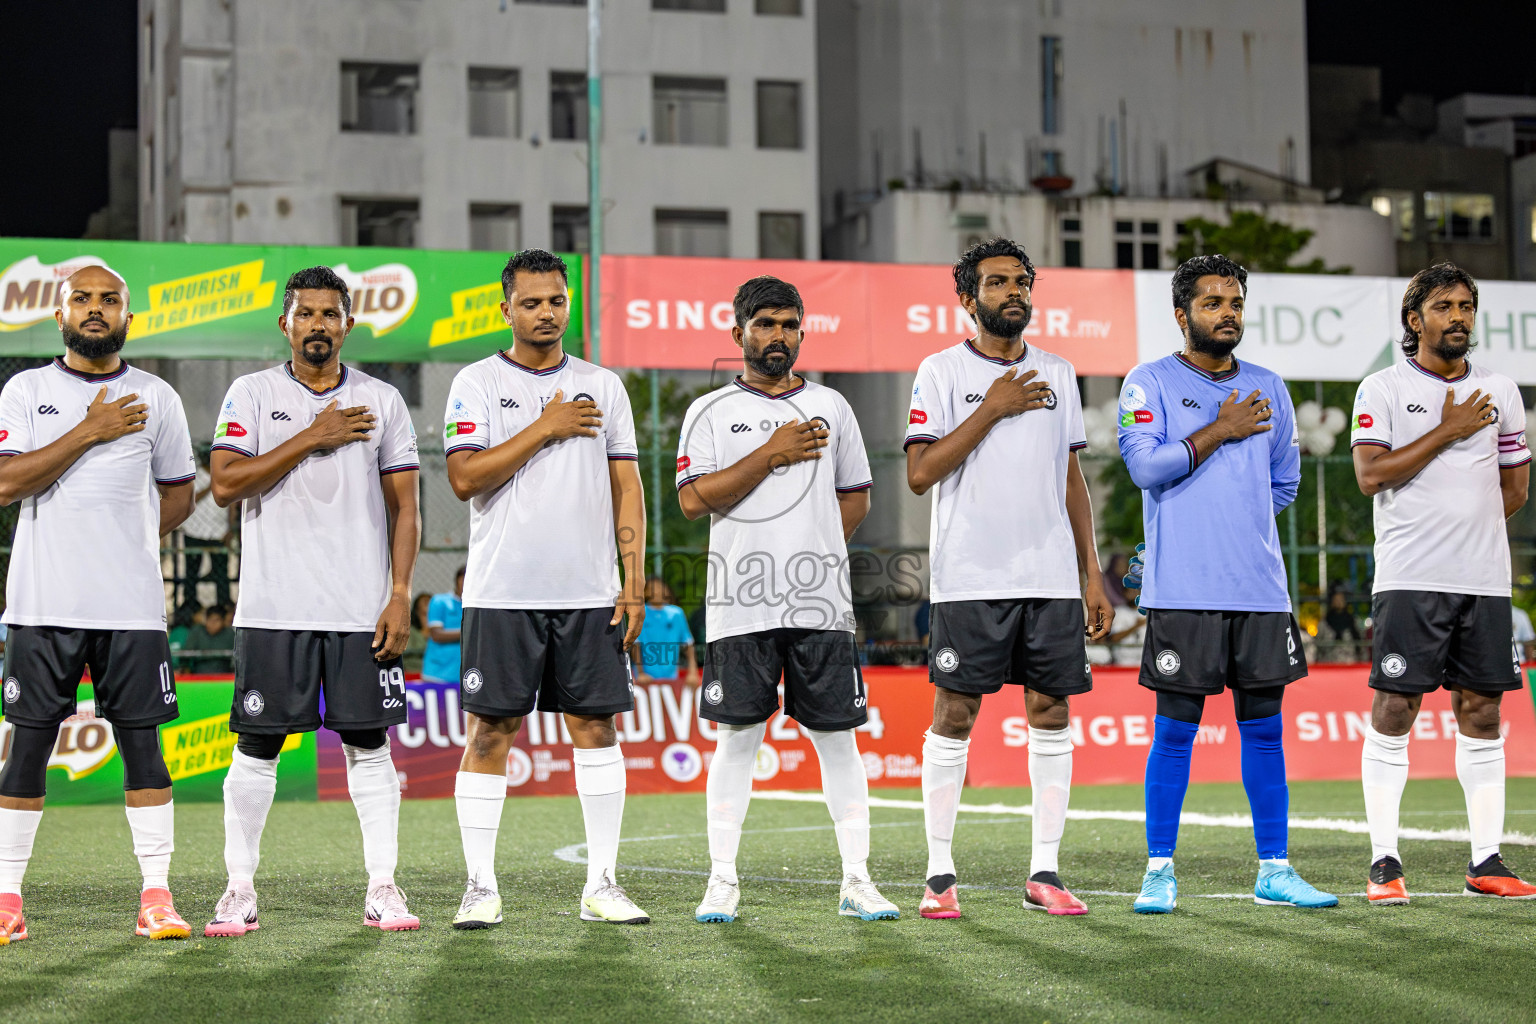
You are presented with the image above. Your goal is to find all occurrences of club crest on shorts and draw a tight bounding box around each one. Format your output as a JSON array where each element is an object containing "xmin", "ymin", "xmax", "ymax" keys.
[
  {"xmin": 704, "ymin": 681, "xmax": 724, "ymax": 705},
  {"xmin": 3, "ymin": 677, "xmax": 18, "ymax": 704},
  {"xmin": 242, "ymin": 690, "xmax": 265, "ymax": 716},
  {"xmin": 934, "ymin": 647, "xmax": 960, "ymax": 673},
  {"xmin": 1156, "ymin": 650, "xmax": 1180, "ymax": 675},
  {"xmin": 1380, "ymin": 654, "xmax": 1407, "ymax": 679},
  {"xmin": 463, "ymin": 667, "xmax": 484, "ymax": 694}
]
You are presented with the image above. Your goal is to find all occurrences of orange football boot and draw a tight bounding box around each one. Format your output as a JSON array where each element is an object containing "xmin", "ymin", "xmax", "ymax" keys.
[
  {"xmin": 1465, "ymin": 854, "xmax": 1536, "ymax": 899},
  {"xmin": 0, "ymin": 893, "xmax": 26, "ymax": 945},
  {"xmin": 1367, "ymin": 856, "xmax": 1410, "ymax": 906},
  {"xmin": 1024, "ymin": 872, "xmax": 1089, "ymax": 915},
  {"xmin": 136, "ymin": 888, "xmax": 192, "ymax": 939}
]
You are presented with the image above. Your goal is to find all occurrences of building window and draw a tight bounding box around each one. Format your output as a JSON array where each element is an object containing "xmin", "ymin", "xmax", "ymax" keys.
[
  {"xmin": 340, "ymin": 63, "xmax": 419, "ymax": 134},
  {"xmin": 1424, "ymin": 192, "xmax": 1495, "ymax": 242},
  {"xmin": 755, "ymin": 0, "xmax": 801, "ymax": 13},
  {"xmin": 340, "ymin": 198, "xmax": 419, "ymax": 247},
  {"xmin": 552, "ymin": 205, "xmax": 590, "ymax": 253},
  {"xmin": 656, "ymin": 208, "xmax": 729, "ymax": 257},
  {"xmin": 550, "ymin": 71, "xmax": 588, "ymax": 141},
  {"xmin": 759, "ymin": 212, "xmax": 804, "ymax": 259},
  {"xmin": 653, "ymin": 76, "xmax": 728, "ymax": 146},
  {"xmin": 653, "ymin": 0, "xmax": 726, "ymax": 10},
  {"xmin": 1041, "ymin": 36, "xmax": 1063, "ymax": 136},
  {"xmin": 1140, "ymin": 221, "xmax": 1161, "ymax": 270},
  {"xmin": 756, "ymin": 81, "xmax": 802, "ymax": 150},
  {"xmin": 470, "ymin": 203, "xmax": 522, "ymax": 251},
  {"xmin": 468, "ymin": 68, "xmax": 520, "ymax": 138},
  {"xmin": 1368, "ymin": 191, "xmax": 1414, "ymax": 242},
  {"xmin": 1060, "ymin": 217, "xmax": 1082, "ymax": 267},
  {"xmin": 1529, "ymin": 204, "xmax": 1536, "ymax": 244},
  {"xmin": 1114, "ymin": 219, "xmax": 1161, "ymax": 269}
]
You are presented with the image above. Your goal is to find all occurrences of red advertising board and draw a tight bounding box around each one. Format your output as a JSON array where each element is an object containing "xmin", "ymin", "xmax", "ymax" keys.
[
  {"xmin": 316, "ymin": 667, "xmax": 1536, "ymax": 800},
  {"xmin": 600, "ymin": 255, "xmax": 1138, "ymax": 377}
]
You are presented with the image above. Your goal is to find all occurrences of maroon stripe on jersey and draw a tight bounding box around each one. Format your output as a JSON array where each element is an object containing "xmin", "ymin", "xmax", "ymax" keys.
[
  {"xmin": 284, "ymin": 362, "xmax": 350, "ymax": 395},
  {"xmin": 835, "ymin": 481, "xmax": 873, "ymax": 492},
  {"xmin": 607, "ymin": 453, "xmax": 639, "ymax": 460},
  {"xmin": 379, "ymin": 464, "xmax": 420, "ymax": 475},
  {"xmin": 903, "ymin": 434, "xmax": 939, "ymax": 450},
  {"xmin": 1404, "ymin": 357, "xmax": 1470, "ymax": 383},
  {"xmin": 52, "ymin": 357, "xmax": 129, "ymax": 382},
  {"xmin": 676, "ymin": 473, "xmax": 706, "ymax": 490},
  {"xmin": 445, "ymin": 443, "xmax": 486, "ymax": 455},
  {"xmin": 963, "ymin": 339, "xmax": 1025, "ymax": 366},
  {"xmin": 1069, "ymin": 441, "xmax": 1089, "ymax": 451},
  {"xmin": 1350, "ymin": 439, "xmax": 1392, "ymax": 450},
  {"xmin": 498, "ymin": 351, "xmax": 569, "ymax": 376},
  {"xmin": 1174, "ymin": 352, "xmax": 1241, "ymax": 382},
  {"xmin": 1505, "ymin": 454, "xmax": 1533, "ymax": 468},
  {"xmin": 155, "ymin": 473, "xmax": 196, "ymax": 485},
  {"xmin": 210, "ymin": 443, "xmax": 255, "ymax": 456},
  {"xmin": 731, "ymin": 377, "xmax": 806, "ymax": 400}
]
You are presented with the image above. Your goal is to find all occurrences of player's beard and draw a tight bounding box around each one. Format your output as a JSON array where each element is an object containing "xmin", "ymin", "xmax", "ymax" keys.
[
  {"xmin": 61, "ymin": 319, "xmax": 127, "ymax": 359},
  {"xmin": 974, "ymin": 296, "xmax": 1031, "ymax": 340},
  {"xmin": 1427, "ymin": 323, "xmax": 1475, "ymax": 361},
  {"xmin": 745, "ymin": 341, "xmax": 797, "ymax": 378},
  {"xmin": 300, "ymin": 333, "xmax": 334, "ymax": 366},
  {"xmin": 1187, "ymin": 317, "xmax": 1243, "ymax": 358}
]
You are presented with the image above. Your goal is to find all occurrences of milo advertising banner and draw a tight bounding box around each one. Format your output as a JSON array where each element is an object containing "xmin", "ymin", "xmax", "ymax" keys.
[
  {"xmin": 0, "ymin": 239, "xmax": 584, "ymax": 362},
  {"xmin": 0, "ymin": 682, "xmax": 317, "ymax": 805}
]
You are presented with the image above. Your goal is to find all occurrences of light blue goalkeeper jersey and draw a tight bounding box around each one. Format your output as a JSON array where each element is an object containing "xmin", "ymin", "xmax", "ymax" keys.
[{"xmin": 1116, "ymin": 352, "xmax": 1300, "ymax": 612}]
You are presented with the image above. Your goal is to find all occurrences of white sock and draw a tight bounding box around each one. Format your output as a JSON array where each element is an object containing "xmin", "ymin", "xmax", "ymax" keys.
[
  {"xmin": 922, "ymin": 730, "xmax": 969, "ymax": 881},
  {"xmin": 706, "ymin": 722, "xmax": 766, "ymax": 884},
  {"xmin": 125, "ymin": 801, "xmax": 175, "ymax": 891},
  {"xmin": 1027, "ymin": 726, "xmax": 1073, "ymax": 877},
  {"xmin": 1146, "ymin": 856, "xmax": 1172, "ymax": 871},
  {"xmin": 223, "ymin": 748, "xmax": 279, "ymax": 884},
  {"xmin": 0, "ymin": 808, "xmax": 43, "ymax": 896},
  {"xmin": 454, "ymin": 770, "xmax": 505, "ymax": 893},
  {"xmin": 1260, "ymin": 858, "xmax": 1290, "ymax": 868},
  {"xmin": 1361, "ymin": 725, "xmax": 1410, "ymax": 864},
  {"xmin": 806, "ymin": 728, "xmax": 871, "ymax": 879},
  {"xmin": 573, "ymin": 745, "xmax": 626, "ymax": 892},
  {"xmin": 1456, "ymin": 731, "xmax": 1506, "ymax": 866},
  {"xmin": 345, "ymin": 740, "xmax": 401, "ymax": 888}
]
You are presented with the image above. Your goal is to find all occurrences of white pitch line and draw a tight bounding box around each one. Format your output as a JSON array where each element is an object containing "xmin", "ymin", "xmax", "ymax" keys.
[{"xmin": 753, "ymin": 790, "xmax": 1536, "ymax": 846}]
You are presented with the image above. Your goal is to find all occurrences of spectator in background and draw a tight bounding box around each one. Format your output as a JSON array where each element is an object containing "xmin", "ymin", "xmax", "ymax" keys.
[
  {"xmin": 183, "ymin": 602, "xmax": 234, "ymax": 675},
  {"xmin": 633, "ymin": 576, "xmax": 695, "ymax": 683},
  {"xmin": 1318, "ymin": 587, "xmax": 1365, "ymax": 663},
  {"xmin": 180, "ymin": 450, "xmax": 237, "ymax": 607},
  {"xmin": 422, "ymin": 568, "xmax": 465, "ymax": 683},
  {"xmin": 404, "ymin": 592, "xmax": 432, "ymax": 675},
  {"xmin": 168, "ymin": 601, "xmax": 202, "ymax": 656},
  {"xmin": 1513, "ymin": 603, "xmax": 1535, "ymax": 665}
]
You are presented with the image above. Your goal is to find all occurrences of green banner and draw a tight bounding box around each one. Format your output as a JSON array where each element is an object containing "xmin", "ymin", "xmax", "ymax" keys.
[
  {"xmin": 0, "ymin": 238, "xmax": 584, "ymax": 362},
  {"xmin": 0, "ymin": 681, "xmax": 316, "ymax": 805}
]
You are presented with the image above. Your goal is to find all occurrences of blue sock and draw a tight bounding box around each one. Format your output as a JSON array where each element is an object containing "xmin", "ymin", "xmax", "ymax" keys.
[
  {"xmin": 1145, "ymin": 716, "xmax": 1199, "ymax": 858},
  {"xmin": 1238, "ymin": 713, "xmax": 1288, "ymax": 860}
]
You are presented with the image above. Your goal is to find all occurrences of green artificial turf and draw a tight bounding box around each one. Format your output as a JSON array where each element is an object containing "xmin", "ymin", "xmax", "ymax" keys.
[{"xmin": 2, "ymin": 779, "xmax": 1534, "ymax": 1024}]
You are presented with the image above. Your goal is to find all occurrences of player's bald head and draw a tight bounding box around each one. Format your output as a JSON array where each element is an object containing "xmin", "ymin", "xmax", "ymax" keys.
[{"xmin": 59, "ymin": 264, "xmax": 131, "ymax": 310}]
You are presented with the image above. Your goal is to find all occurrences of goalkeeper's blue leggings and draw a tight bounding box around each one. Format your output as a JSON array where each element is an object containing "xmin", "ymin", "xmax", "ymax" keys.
[{"xmin": 1145, "ymin": 687, "xmax": 1288, "ymax": 860}]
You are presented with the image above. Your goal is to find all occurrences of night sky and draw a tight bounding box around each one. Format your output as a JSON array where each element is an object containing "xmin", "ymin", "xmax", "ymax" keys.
[{"xmin": 0, "ymin": 1, "xmax": 1531, "ymax": 241}]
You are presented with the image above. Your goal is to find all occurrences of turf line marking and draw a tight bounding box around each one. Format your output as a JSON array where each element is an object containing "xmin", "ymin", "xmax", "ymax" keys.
[{"xmin": 752, "ymin": 790, "xmax": 1536, "ymax": 846}]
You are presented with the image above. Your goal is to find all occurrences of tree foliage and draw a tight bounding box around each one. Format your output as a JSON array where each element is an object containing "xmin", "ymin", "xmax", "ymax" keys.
[{"xmin": 1171, "ymin": 210, "xmax": 1350, "ymax": 275}]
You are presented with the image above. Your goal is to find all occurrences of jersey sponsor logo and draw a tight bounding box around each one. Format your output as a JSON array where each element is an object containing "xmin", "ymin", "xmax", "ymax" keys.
[
  {"xmin": 445, "ymin": 421, "xmax": 476, "ymax": 438},
  {"xmin": 3, "ymin": 677, "xmax": 17, "ymax": 704},
  {"xmin": 1181, "ymin": 398, "xmax": 1201, "ymax": 409},
  {"xmin": 242, "ymin": 690, "xmax": 265, "ymax": 716},
  {"xmin": 271, "ymin": 411, "xmax": 292, "ymax": 421},
  {"xmin": 934, "ymin": 647, "xmax": 960, "ymax": 673},
  {"xmin": 676, "ymin": 455, "xmax": 691, "ymax": 472},
  {"xmin": 1380, "ymin": 654, "xmax": 1407, "ymax": 679},
  {"xmin": 909, "ymin": 409, "xmax": 927, "ymax": 425},
  {"xmin": 37, "ymin": 404, "xmax": 59, "ymax": 415},
  {"xmin": 1155, "ymin": 650, "xmax": 1181, "ymax": 675},
  {"xmin": 1119, "ymin": 409, "xmax": 1155, "ymax": 428},
  {"xmin": 500, "ymin": 398, "xmax": 519, "ymax": 408},
  {"xmin": 730, "ymin": 422, "xmax": 752, "ymax": 433},
  {"xmin": 215, "ymin": 421, "xmax": 247, "ymax": 438},
  {"xmin": 703, "ymin": 680, "xmax": 724, "ymax": 705},
  {"xmin": 0, "ymin": 430, "xmax": 8, "ymax": 443},
  {"xmin": 661, "ymin": 741, "xmax": 704, "ymax": 783},
  {"xmin": 1120, "ymin": 383, "xmax": 1147, "ymax": 411},
  {"xmin": 462, "ymin": 667, "xmax": 484, "ymax": 694},
  {"xmin": 333, "ymin": 261, "xmax": 418, "ymax": 337},
  {"xmin": 1353, "ymin": 414, "xmax": 1373, "ymax": 430},
  {"xmin": 1405, "ymin": 403, "xmax": 1427, "ymax": 414},
  {"xmin": 964, "ymin": 393, "xmax": 984, "ymax": 404}
]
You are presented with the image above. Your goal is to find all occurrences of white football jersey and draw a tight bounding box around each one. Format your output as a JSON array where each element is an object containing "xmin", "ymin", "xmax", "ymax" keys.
[
  {"xmin": 904, "ymin": 340, "xmax": 1088, "ymax": 604},
  {"xmin": 444, "ymin": 351, "xmax": 638, "ymax": 610},
  {"xmin": 0, "ymin": 359, "xmax": 194, "ymax": 630},
  {"xmin": 213, "ymin": 363, "xmax": 419, "ymax": 631},
  {"xmin": 676, "ymin": 377, "xmax": 873, "ymax": 642},
  {"xmin": 1351, "ymin": 358, "xmax": 1529, "ymax": 596}
]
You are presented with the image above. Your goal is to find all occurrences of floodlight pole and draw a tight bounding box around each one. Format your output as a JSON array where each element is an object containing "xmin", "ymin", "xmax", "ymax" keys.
[{"xmin": 587, "ymin": 0, "xmax": 603, "ymax": 365}]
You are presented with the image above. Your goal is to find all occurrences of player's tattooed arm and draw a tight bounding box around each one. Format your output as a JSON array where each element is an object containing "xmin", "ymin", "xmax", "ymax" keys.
[
  {"xmin": 156, "ymin": 480, "xmax": 195, "ymax": 537},
  {"xmin": 905, "ymin": 368, "xmax": 1052, "ymax": 494},
  {"xmin": 1353, "ymin": 386, "xmax": 1494, "ymax": 496},
  {"xmin": 678, "ymin": 418, "xmax": 826, "ymax": 519},
  {"xmin": 1065, "ymin": 452, "xmax": 1112, "ymax": 641},
  {"xmin": 609, "ymin": 458, "xmax": 647, "ymax": 651},
  {"xmin": 210, "ymin": 399, "xmax": 374, "ymax": 506},
  {"xmin": 837, "ymin": 488, "xmax": 871, "ymax": 543},
  {"xmin": 374, "ymin": 467, "xmax": 421, "ymax": 661},
  {"xmin": 0, "ymin": 386, "xmax": 146, "ymax": 505},
  {"xmin": 447, "ymin": 388, "xmax": 599, "ymax": 500}
]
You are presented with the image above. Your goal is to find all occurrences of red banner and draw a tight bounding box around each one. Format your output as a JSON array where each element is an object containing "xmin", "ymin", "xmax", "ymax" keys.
[
  {"xmin": 600, "ymin": 255, "xmax": 1138, "ymax": 376},
  {"xmin": 315, "ymin": 667, "xmax": 1536, "ymax": 799}
]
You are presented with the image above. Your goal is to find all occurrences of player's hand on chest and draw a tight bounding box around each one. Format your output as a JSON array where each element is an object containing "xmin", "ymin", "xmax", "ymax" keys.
[
  {"xmin": 54, "ymin": 385, "xmax": 151, "ymax": 453},
  {"xmin": 728, "ymin": 410, "xmax": 829, "ymax": 466},
  {"xmin": 527, "ymin": 385, "xmax": 605, "ymax": 446},
  {"xmin": 275, "ymin": 396, "xmax": 377, "ymax": 455}
]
